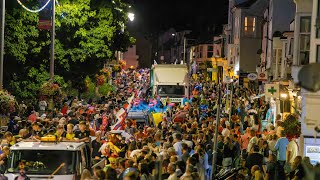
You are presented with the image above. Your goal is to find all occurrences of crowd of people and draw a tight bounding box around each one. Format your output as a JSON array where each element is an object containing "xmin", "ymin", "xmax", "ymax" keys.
[{"xmin": 0, "ymin": 68, "xmax": 316, "ymax": 180}]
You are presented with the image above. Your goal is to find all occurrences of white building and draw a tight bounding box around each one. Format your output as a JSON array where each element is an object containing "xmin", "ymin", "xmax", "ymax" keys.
[
  {"xmin": 227, "ymin": 0, "xmax": 268, "ymax": 76},
  {"xmin": 260, "ymin": 0, "xmax": 295, "ymax": 81},
  {"xmin": 291, "ymin": 0, "xmax": 320, "ymax": 159}
]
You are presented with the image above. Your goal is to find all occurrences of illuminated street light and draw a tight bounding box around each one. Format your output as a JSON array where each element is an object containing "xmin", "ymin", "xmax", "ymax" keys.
[
  {"xmin": 280, "ymin": 93, "xmax": 288, "ymax": 99},
  {"xmin": 280, "ymin": 93, "xmax": 288, "ymax": 121},
  {"xmin": 172, "ymin": 33, "xmax": 176, "ymax": 36},
  {"xmin": 128, "ymin": 12, "xmax": 135, "ymax": 21}
]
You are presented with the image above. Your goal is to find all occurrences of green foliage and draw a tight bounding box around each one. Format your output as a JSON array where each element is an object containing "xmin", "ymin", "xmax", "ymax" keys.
[
  {"xmin": 98, "ymin": 83, "xmax": 113, "ymax": 96},
  {"xmin": 8, "ymin": 66, "xmax": 66, "ymax": 105},
  {"xmin": 0, "ymin": 90, "xmax": 17, "ymax": 114},
  {"xmin": 4, "ymin": 0, "xmax": 133, "ymax": 104},
  {"xmin": 282, "ymin": 114, "xmax": 301, "ymax": 139}
]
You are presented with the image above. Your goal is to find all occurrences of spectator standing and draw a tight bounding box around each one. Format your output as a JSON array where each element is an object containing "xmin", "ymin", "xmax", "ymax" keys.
[
  {"xmin": 247, "ymin": 129, "xmax": 258, "ymax": 153},
  {"xmin": 287, "ymin": 138, "xmax": 299, "ymax": 165},
  {"xmin": 245, "ymin": 145, "xmax": 263, "ymax": 171},
  {"xmin": 222, "ymin": 137, "xmax": 234, "ymax": 168},
  {"xmin": 274, "ymin": 130, "xmax": 289, "ymax": 167}
]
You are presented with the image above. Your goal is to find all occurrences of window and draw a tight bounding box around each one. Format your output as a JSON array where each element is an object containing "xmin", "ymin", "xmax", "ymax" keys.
[
  {"xmin": 317, "ymin": 45, "xmax": 320, "ymax": 63},
  {"xmin": 316, "ymin": 0, "xmax": 320, "ymax": 38},
  {"xmin": 244, "ymin": 16, "xmax": 256, "ymax": 37},
  {"xmin": 199, "ymin": 46, "xmax": 203, "ymax": 58},
  {"xmin": 8, "ymin": 150, "xmax": 76, "ymax": 175},
  {"xmin": 299, "ymin": 16, "xmax": 311, "ymax": 65},
  {"xmin": 207, "ymin": 45, "xmax": 214, "ymax": 58}
]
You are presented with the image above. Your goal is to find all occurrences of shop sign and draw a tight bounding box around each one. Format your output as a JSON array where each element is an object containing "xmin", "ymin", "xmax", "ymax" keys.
[
  {"xmin": 247, "ymin": 73, "xmax": 258, "ymax": 81},
  {"xmin": 305, "ymin": 146, "xmax": 320, "ymax": 165},
  {"xmin": 258, "ymin": 71, "xmax": 268, "ymax": 81}
]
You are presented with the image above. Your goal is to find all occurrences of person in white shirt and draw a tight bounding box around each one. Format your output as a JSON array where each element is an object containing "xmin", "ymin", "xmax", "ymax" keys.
[
  {"xmin": 167, "ymin": 163, "xmax": 178, "ymax": 180},
  {"xmin": 38, "ymin": 100, "xmax": 47, "ymax": 116},
  {"xmin": 221, "ymin": 124, "xmax": 231, "ymax": 137},
  {"xmin": 287, "ymin": 138, "xmax": 299, "ymax": 164},
  {"xmin": 173, "ymin": 133, "xmax": 183, "ymax": 158},
  {"xmin": 247, "ymin": 129, "xmax": 258, "ymax": 153}
]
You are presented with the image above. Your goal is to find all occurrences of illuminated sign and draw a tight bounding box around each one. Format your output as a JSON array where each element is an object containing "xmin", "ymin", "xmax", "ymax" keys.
[{"xmin": 305, "ymin": 146, "xmax": 320, "ymax": 165}]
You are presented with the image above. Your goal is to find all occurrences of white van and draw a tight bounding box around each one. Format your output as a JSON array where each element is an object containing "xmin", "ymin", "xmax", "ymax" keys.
[{"xmin": 5, "ymin": 141, "xmax": 92, "ymax": 180}]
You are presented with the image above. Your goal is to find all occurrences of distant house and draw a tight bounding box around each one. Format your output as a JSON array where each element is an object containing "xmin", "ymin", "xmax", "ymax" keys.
[
  {"xmin": 227, "ymin": 0, "xmax": 268, "ymax": 76},
  {"xmin": 123, "ymin": 45, "xmax": 139, "ymax": 69}
]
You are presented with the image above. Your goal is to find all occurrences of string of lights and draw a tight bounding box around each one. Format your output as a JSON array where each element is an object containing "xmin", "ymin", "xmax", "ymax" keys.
[{"xmin": 16, "ymin": 0, "xmax": 52, "ymax": 13}]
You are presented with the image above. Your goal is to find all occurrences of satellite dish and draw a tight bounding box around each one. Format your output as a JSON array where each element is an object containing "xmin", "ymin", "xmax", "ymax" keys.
[{"xmin": 298, "ymin": 63, "xmax": 320, "ymax": 92}]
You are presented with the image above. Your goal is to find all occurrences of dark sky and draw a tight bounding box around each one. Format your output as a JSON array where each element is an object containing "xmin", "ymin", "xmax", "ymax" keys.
[{"xmin": 132, "ymin": 0, "xmax": 229, "ymax": 34}]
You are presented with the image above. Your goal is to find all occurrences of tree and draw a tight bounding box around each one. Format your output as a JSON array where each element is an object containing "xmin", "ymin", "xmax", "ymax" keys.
[{"xmin": 4, "ymin": 0, "xmax": 133, "ymax": 103}]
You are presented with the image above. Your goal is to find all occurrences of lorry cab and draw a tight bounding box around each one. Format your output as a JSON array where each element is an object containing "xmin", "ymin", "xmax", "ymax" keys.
[
  {"xmin": 5, "ymin": 141, "xmax": 91, "ymax": 180},
  {"xmin": 150, "ymin": 64, "xmax": 189, "ymax": 105}
]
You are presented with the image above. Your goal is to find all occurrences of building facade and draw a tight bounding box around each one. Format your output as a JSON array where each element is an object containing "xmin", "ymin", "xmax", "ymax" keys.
[
  {"xmin": 291, "ymin": 0, "xmax": 320, "ymax": 158},
  {"xmin": 123, "ymin": 45, "xmax": 139, "ymax": 69},
  {"xmin": 260, "ymin": 0, "xmax": 295, "ymax": 81}
]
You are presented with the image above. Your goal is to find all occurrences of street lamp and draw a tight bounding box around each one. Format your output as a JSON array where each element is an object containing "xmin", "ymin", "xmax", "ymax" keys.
[
  {"xmin": 128, "ymin": 12, "xmax": 134, "ymax": 22},
  {"xmin": 280, "ymin": 93, "xmax": 288, "ymax": 99},
  {"xmin": 0, "ymin": 0, "xmax": 5, "ymax": 89}
]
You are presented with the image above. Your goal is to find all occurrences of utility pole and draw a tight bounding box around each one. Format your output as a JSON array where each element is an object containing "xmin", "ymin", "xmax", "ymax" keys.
[
  {"xmin": 183, "ymin": 37, "xmax": 186, "ymax": 64},
  {"xmin": 228, "ymin": 80, "xmax": 234, "ymax": 122},
  {"xmin": 50, "ymin": 0, "xmax": 55, "ymax": 82},
  {"xmin": 0, "ymin": 0, "xmax": 5, "ymax": 90},
  {"xmin": 211, "ymin": 84, "xmax": 221, "ymax": 179}
]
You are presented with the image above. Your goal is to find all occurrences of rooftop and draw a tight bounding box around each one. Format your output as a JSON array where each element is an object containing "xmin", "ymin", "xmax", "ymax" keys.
[
  {"xmin": 235, "ymin": 0, "xmax": 258, "ymax": 8},
  {"xmin": 10, "ymin": 141, "xmax": 85, "ymax": 151}
]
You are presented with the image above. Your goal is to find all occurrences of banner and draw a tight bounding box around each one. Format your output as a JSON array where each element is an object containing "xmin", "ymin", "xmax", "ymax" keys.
[{"xmin": 39, "ymin": 0, "xmax": 52, "ymax": 30}]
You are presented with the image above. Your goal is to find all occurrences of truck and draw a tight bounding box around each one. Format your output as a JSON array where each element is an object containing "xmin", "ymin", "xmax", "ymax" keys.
[
  {"xmin": 5, "ymin": 140, "xmax": 104, "ymax": 180},
  {"xmin": 150, "ymin": 64, "xmax": 189, "ymax": 105}
]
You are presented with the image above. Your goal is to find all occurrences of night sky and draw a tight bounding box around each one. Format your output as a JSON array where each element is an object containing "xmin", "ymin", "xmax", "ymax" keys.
[{"xmin": 132, "ymin": 0, "xmax": 229, "ymax": 34}]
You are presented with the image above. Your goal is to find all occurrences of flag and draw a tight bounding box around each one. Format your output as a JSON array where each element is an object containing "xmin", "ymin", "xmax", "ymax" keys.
[
  {"xmin": 111, "ymin": 94, "xmax": 135, "ymax": 130},
  {"xmin": 39, "ymin": 0, "xmax": 52, "ymax": 30},
  {"xmin": 111, "ymin": 108, "xmax": 127, "ymax": 130},
  {"xmin": 264, "ymin": 84, "xmax": 280, "ymax": 99}
]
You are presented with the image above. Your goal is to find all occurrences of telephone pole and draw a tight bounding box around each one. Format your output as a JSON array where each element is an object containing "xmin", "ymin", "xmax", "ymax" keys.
[
  {"xmin": 50, "ymin": 0, "xmax": 55, "ymax": 82},
  {"xmin": 0, "ymin": 0, "xmax": 5, "ymax": 90}
]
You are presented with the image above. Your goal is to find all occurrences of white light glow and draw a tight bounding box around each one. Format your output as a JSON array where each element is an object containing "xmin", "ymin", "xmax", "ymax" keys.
[
  {"xmin": 128, "ymin": 12, "xmax": 135, "ymax": 21},
  {"xmin": 280, "ymin": 93, "xmax": 288, "ymax": 99}
]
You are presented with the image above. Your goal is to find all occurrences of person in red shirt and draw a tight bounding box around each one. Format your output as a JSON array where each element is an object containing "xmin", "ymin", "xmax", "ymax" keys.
[
  {"xmin": 61, "ymin": 103, "xmax": 68, "ymax": 115},
  {"xmin": 28, "ymin": 111, "xmax": 37, "ymax": 122}
]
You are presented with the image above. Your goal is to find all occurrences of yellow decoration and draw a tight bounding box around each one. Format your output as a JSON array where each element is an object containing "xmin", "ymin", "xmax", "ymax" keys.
[
  {"xmin": 41, "ymin": 135, "xmax": 57, "ymax": 142},
  {"xmin": 152, "ymin": 113, "xmax": 163, "ymax": 127}
]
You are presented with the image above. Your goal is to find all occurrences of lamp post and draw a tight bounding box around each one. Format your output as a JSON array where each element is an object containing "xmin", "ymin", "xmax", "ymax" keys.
[
  {"xmin": 280, "ymin": 93, "xmax": 288, "ymax": 120},
  {"xmin": 212, "ymin": 84, "xmax": 221, "ymax": 179},
  {"xmin": 228, "ymin": 79, "xmax": 234, "ymax": 122},
  {"xmin": 50, "ymin": 0, "xmax": 56, "ymax": 82},
  {"xmin": 0, "ymin": 0, "xmax": 5, "ymax": 90}
]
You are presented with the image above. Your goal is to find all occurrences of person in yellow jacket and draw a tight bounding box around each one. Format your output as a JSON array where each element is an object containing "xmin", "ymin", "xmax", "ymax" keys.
[
  {"xmin": 63, "ymin": 124, "xmax": 75, "ymax": 141},
  {"xmin": 3, "ymin": 132, "xmax": 15, "ymax": 147}
]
